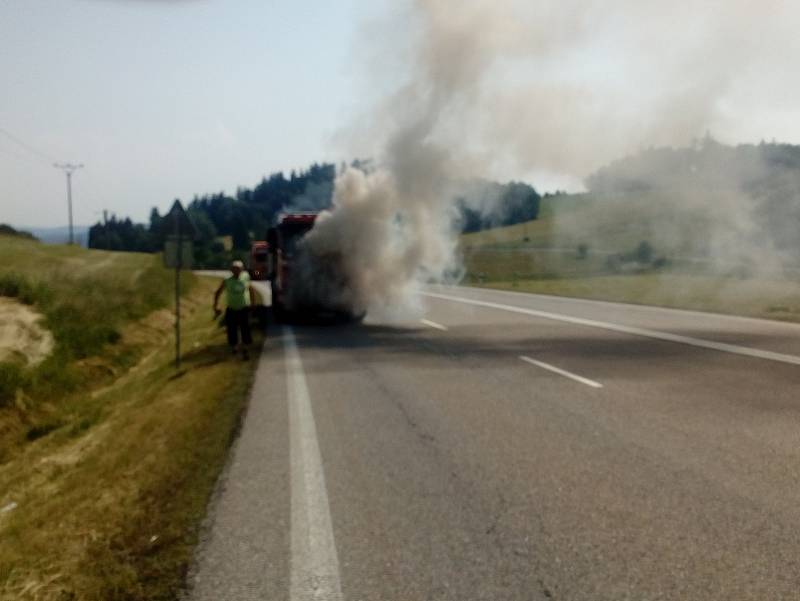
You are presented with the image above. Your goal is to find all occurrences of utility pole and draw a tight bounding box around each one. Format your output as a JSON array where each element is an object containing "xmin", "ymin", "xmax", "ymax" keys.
[{"xmin": 54, "ymin": 163, "xmax": 84, "ymax": 245}]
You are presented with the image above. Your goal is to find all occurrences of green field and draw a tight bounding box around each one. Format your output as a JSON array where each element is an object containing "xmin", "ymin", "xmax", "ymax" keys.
[
  {"xmin": 463, "ymin": 193, "xmax": 723, "ymax": 254},
  {"xmin": 461, "ymin": 194, "xmax": 579, "ymax": 249},
  {"xmin": 460, "ymin": 196, "xmax": 800, "ymax": 322}
]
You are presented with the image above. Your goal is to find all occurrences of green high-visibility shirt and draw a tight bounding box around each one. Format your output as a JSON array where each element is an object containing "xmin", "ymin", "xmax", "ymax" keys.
[{"xmin": 224, "ymin": 272, "xmax": 250, "ymax": 310}]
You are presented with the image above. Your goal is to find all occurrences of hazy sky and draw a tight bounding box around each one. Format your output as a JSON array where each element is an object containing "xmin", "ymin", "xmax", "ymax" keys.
[
  {"xmin": 4, "ymin": 0, "xmax": 800, "ymax": 229},
  {"xmin": 1, "ymin": 0, "xmax": 384, "ymax": 228}
]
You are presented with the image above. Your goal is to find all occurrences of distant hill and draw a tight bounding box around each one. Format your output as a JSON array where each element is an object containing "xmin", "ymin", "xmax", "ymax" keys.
[
  {"xmin": 22, "ymin": 225, "xmax": 90, "ymax": 247},
  {"xmin": 0, "ymin": 224, "xmax": 36, "ymax": 240},
  {"xmin": 464, "ymin": 138, "xmax": 800, "ymax": 278},
  {"xmin": 583, "ymin": 138, "xmax": 800, "ymax": 265}
]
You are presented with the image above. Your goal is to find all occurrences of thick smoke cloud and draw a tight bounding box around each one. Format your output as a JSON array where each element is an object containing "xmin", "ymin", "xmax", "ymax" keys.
[
  {"xmin": 298, "ymin": 0, "xmax": 800, "ymax": 315},
  {"xmin": 348, "ymin": 0, "xmax": 800, "ymax": 179}
]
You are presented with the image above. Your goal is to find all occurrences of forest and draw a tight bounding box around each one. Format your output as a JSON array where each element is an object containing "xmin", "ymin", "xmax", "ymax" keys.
[{"xmin": 88, "ymin": 161, "xmax": 541, "ymax": 267}]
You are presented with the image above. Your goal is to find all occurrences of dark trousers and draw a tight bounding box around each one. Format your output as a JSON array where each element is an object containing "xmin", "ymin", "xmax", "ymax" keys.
[{"xmin": 225, "ymin": 308, "xmax": 252, "ymax": 347}]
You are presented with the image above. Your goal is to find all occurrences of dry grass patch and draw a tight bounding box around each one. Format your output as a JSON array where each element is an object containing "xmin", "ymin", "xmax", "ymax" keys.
[{"xmin": 0, "ymin": 299, "xmax": 53, "ymax": 366}]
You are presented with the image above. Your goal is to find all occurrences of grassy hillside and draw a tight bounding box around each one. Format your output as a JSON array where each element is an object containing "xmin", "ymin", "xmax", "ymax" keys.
[
  {"xmin": 0, "ymin": 236, "xmax": 262, "ymax": 599},
  {"xmin": 461, "ymin": 194, "xmax": 581, "ymax": 249},
  {"xmin": 460, "ymin": 196, "xmax": 800, "ymax": 322},
  {"xmin": 462, "ymin": 193, "xmax": 717, "ymax": 256},
  {"xmin": 0, "ymin": 235, "xmax": 185, "ymax": 413},
  {"xmin": 0, "ymin": 278, "xmax": 260, "ymax": 600}
]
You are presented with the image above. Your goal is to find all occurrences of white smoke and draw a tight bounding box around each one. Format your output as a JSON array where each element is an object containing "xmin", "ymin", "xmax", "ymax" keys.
[
  {"xmin": 299, "ymin": 153, "xmax": 462, "ymax": 317},
  {"xmin": 297, "ymin": 0, "xmax": 800, "ymax": 314}
]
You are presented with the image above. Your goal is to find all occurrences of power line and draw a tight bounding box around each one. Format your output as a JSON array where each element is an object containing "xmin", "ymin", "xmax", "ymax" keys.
[
  {"xmin": 0, "ymin": 126, "xmax": 57, "ymax": 165},
  {"xmin": 1, "ymin": 127, "xmax": 88, "ymax": 240},
  {"xmin": 0, "ymin": 143, "xmax": 47, "ymax": 168}
]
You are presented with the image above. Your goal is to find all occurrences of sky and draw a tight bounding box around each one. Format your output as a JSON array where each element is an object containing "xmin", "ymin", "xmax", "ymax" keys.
[
  {"xmin": 4, "ymin": 0, "xmax": 800, "ymax": 229},
  {"xmin": 1, "ymin": 0, "xmax": 384, "ymax": 228}
]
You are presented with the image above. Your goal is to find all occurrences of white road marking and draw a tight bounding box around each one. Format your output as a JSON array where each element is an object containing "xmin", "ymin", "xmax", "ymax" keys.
[
  {"xmin": 520, "ymin": 355, "xmax": 603, "ymax": 388},
  {"xmin": 284, "ymin": 327, "xmax": 343, "ymax": 601},
  {"xmin": 448, "ymin": 284, "xmax": 800, "ymax": 330},
  {"xmin": 424, "ymin": 291, "xmax": 800, "ymax": 367},
  {"xmin": 421, "ymin": 318, "xmax": 448, "ymax": 331}
]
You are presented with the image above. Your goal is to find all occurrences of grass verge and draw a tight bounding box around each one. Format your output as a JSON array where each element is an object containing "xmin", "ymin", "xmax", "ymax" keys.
[
  {"xmin": 461, "ymin": 204, "xmax": 800, "ymax": 322},
  {"xmin": 0, "ymin": 271, "xmax": 262, "ymax": 599},
  {"xmin": 469, "ymin": 273, "xmax": 800, "ymax": 322}
]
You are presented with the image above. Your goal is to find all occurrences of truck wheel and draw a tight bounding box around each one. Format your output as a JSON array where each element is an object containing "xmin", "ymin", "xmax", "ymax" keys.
[
  {"xmin": 270, "ymin": 281, "xmax": 284, "ymax": 324},
  {"xmin": 272, "ymin": 300, "xmax": 285, "ymax": 324}
]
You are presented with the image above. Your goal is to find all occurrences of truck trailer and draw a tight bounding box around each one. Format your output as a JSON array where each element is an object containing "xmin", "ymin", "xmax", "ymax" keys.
[
  {"xmin": 249, "ymin": 241, "xmax": 269, "ymax": 280},
  {"xmin": 266, "ymin": 213, "xmax": 364, "ymax": 323}
]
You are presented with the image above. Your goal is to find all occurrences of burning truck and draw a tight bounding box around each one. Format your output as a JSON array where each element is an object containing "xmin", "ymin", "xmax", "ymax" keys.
[{"xmin": 266, "ymin": 213, "xmax": 365, "ymax": 323}]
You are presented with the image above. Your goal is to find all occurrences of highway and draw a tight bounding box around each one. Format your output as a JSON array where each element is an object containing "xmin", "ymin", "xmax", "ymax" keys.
[{"xmin": 187, "ymin": 283, "xmax": 800, "ymax": 600}]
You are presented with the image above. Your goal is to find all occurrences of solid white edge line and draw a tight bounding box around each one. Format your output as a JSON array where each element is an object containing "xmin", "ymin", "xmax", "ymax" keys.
[
  {"xmin": 421, "ymin": 318, "xmax": 448, "ymax": 331},
  {"xmin": 520, "ymin": 355, "xmax": 603, "ymax": 388},
  {"xmin": 452, "ymin": 284, "xmax": 800, "ymax": 331},
  {"xmin": 284, "ymin": 327, "xmax": 344, "ymax": 601},
  {"xmin": 423, "ymin": 291, "xmax": 800, "ymax": 367}
]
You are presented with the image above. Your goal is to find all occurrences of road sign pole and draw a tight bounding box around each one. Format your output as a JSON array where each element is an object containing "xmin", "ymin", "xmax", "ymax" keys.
[
  {"xmin": 163, "ymin": 200, "xmax": 196, "ymax": 370},
  {"xmin": 175, "ymin": 210, "xmax": 182, "ymax": 370}
]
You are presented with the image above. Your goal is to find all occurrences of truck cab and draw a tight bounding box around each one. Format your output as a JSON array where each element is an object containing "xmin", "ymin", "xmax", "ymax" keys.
[
  {"xmin": 266, "ymin": 213, "xmax": 318, "ymax": 320},
  {"xmin": 266, "ymin": 213, "xmax": 365, "ymax": 323}
]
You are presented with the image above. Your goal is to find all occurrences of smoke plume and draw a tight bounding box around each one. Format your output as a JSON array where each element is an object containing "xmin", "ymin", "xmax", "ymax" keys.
[{"xmin": 297, "ymin": 0, "xmax": 800, "ymax": 315}]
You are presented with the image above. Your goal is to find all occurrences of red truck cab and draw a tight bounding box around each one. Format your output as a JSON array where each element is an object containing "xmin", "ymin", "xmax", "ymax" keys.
[
  {"xmin": 266, "ymin": 213, "xmax": 318, "ymax": 320},
  {"xmin": 266, "ymin": 212, "xmax": 365, "ymax": 323}
]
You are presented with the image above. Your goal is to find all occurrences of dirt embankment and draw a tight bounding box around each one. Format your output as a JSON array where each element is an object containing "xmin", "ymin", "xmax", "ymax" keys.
[{"xmin": 0, "ymin": 298, "xmax": 53, "ymax": 366}]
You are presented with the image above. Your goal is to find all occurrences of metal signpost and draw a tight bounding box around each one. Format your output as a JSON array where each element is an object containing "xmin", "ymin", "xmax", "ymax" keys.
[{"xmin": 163, "ymin": 201, "xmax": 196, "ymax": 369}]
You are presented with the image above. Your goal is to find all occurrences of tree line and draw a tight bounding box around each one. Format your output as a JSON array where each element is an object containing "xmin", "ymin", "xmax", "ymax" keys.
[
  {"xmin": 89, "ymin": 161, "xmax": 541, "ymax": 267},
  {"xmin": 0, "ymin": 224, "xmax": 36, "ymax": 240}
]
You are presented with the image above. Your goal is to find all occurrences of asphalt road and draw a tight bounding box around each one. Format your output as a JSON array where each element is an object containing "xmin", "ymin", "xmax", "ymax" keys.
[{"xmin": 187, "ymin": 282, "xmax": 800, "ymax": 600}]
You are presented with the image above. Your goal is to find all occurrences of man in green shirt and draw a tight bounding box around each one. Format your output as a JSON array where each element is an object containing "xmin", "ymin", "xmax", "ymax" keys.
[{"xmin": 213, "ymin": 260, "xmax": 254, "ymax": 359}]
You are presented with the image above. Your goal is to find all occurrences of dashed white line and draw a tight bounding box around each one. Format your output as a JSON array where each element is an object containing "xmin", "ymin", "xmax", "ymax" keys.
[
  {"xmin": 424, "ymin": 291, "xmax": 800, "ymax": 367},
  {"xmin": 421, "ymin": 318, "xmax": 448, "ymax": 331},
  {"xmin": 284, "ymin": 327, "xmax": 343, "ymax": 601},
  {"xmin": 519, "ymin": 355, "xmax": 603, "ymax": 388}
]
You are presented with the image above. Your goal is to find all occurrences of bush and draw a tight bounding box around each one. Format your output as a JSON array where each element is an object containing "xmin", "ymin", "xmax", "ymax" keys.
[
  {"xmin": 635, "ymin": 240, "xmax": 655, "ymax": 264},
  {"xmin": 26, "ymin": 352, "xmax": 81, "ymax": 400},
  {"xmin": 48, "ymin": 302, "xmax": 121, "ymax": 359},
  {"xmin": 26, "ymin": 419, "xmax": 64, "ymax": 441},
  {"xmin": 0, "ymin": 272, "xmax": 54, "ymax": 306},
  {"xmin": 0, "ymin": 362, "xmax": 24, "ymax": 408},
  {"xmin": 577, "ymin": 243, "xmax": 589, "ymax": 260},
  {"xmin": 0, "ymin": 272, "xmax": 29, "ymax": 302},
  {"xmin": 606, "ymin": 253, "xmax": 622, "ymax": 272}
]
